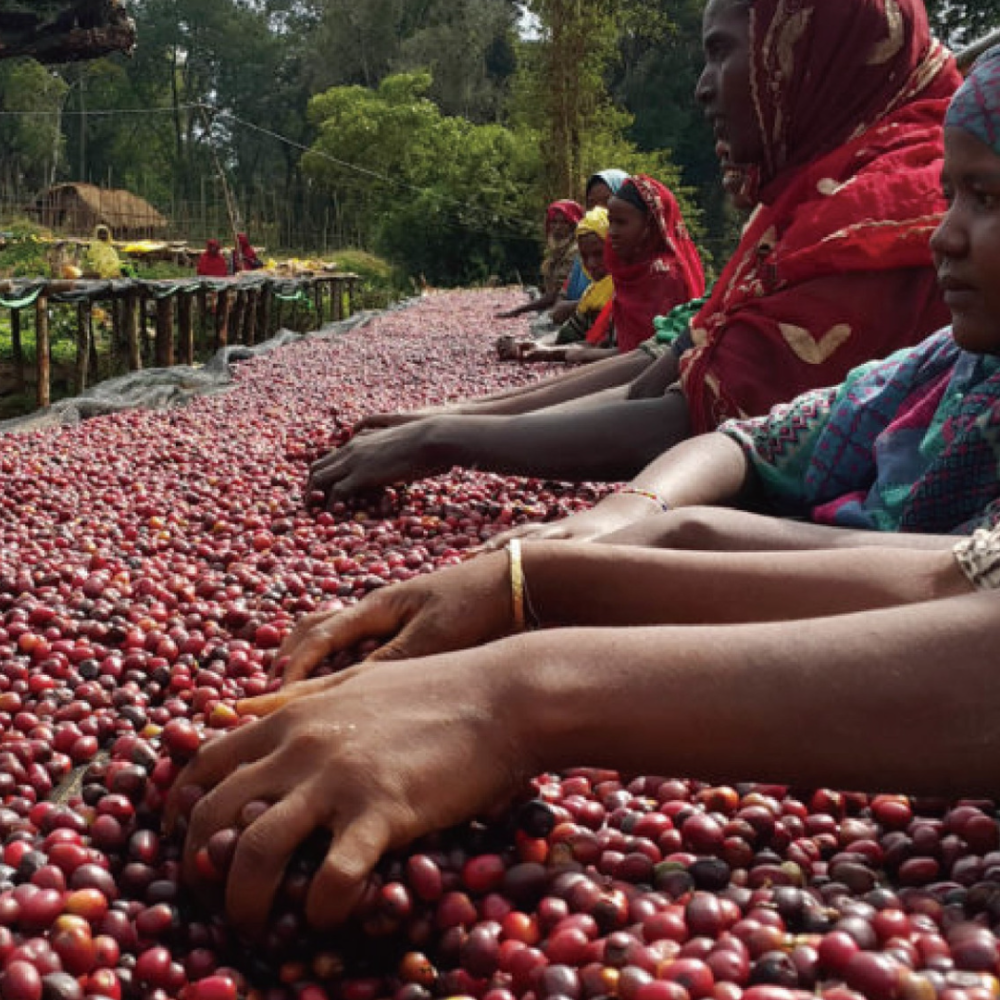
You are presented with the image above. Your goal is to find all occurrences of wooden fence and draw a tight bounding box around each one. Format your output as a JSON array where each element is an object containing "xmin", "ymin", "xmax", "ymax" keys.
[{"xmin": 0, "ymin": 273, "xmax": 358, "ymax": 409}]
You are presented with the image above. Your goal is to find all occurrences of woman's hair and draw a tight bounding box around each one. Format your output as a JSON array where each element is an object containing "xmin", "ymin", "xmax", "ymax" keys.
[{"xmin": 615, "ymin": 182, "xmax": 650, "ymax": 216}]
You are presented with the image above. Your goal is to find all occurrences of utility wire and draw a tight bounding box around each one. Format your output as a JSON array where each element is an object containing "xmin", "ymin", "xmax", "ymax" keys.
[{"xmin": 0, "ymin": 100, "xmax": 545, "ymax": 243}]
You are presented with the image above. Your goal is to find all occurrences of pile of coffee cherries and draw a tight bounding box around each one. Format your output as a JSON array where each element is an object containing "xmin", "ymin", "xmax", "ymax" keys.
[{"xmin": 0, "ymin": 291, "xmax": 997, "ymax": 1000}]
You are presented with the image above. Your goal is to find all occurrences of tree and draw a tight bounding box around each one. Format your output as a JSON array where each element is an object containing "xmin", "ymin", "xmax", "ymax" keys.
[
  {"xmin": 302, "ymin": 71, "xmax": 542, "ymax": 284},
  {"xmin": 0, "ymin": 60, "xmax": 69, "ymax": 195},
  {"xmin": 925, "ymin": 0, "xmax": 1000, "ymax": 48}
]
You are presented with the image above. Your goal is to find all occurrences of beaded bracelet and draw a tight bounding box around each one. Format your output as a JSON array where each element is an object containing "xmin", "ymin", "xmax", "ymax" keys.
[{"xmin": 616, "ymin": 486, "xmax": 671, "ymax": 512}]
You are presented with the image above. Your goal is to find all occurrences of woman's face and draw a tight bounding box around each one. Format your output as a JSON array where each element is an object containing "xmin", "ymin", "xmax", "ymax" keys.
[
  {"xmin": 548, "ymin": 215, "xmax": 576, "ymax": 242},
  {"xmin": 695, "ymin": 0, "xmax": 763, "ymax": 170},
  {"xmin": 931, "ymin": 127, "xmax": 1000, "ymax": 356},
  {"xmin": 586, "ymin": 181, "xmax": 614, "ymax": 210},
  {"xmin": 577, "ymin": 232, "xmax": 608, "ymax": 281},
  {"xmin": 607, "ymin": 196, "xmax": 652, "ymax": 264}
]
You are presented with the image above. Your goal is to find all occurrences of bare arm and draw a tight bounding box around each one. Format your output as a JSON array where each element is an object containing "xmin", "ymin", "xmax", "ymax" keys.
[
  {"xmin": 177, "ymin": 588, "xmax": 1000, "ymax": 933},
  {"xmin": 311, "ymin": 394, "xmax": 693, "ymax": 500},
  {"xmin": 274, "ymin": 536, "xmax": 969, "ymax": 682},
  {"xmin": 487, "ymin": 431, "xmax": 752, "ymax": 545},
  {"xmin": 601, "ymin": 505, "xmax": 966, "ymax": 553},
  {"xmin": 355, "ymin": 351, "xmax": 653, "ymax": 429}
]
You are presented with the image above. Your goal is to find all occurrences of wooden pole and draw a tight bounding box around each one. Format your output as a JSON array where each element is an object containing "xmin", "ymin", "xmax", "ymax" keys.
[
  {"xmin": 257, "ymin": 284, "xmax": 271, "ymax": 341},
  {"xmin": 155, "ymin": 296, "xmax": 175, "ymax": 367},
  {"xmin": 230, "ymin": 290, "xmax": 246, "ymax": 344},
  {"xmin": 178, "ymin": 292, "xmax": 194, "ymax": 365},
  {"xmin": 216, "ymin": 288, "xmax": 231, "ymax": 349},
  {"xmin": 75, "ymin": 301, "xmax": 92, "ymax": 392},
  {"xmin": 11, "ymin": 309, "xmax": 24, "ymax": 390},
  {"xmin": 197, "ymin": 288, "xmax": 209, "ymax": 354},
  {"xmin": 35, "ymin": 296, "xmax": 50, "ymax": 409},
  {"xmin": 243, "ymin": 289, "xmax": 257, "ymax": 345},
  {"xmin": 124, "ymin": 292, "xmax": 141, "ymax": 371}
]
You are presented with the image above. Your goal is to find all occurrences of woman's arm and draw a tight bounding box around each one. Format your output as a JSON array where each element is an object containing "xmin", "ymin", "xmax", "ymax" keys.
[
  {"xmin": 275, "ymin": 535, "xmax": 969, "ymax": 682},
  {"xmin": 600, "ymin": 505, "xmax": 965, "ymax": 553},
  {"xmin": 175, "ymin": 589, "xmax": 1000, "ymax": 933}
]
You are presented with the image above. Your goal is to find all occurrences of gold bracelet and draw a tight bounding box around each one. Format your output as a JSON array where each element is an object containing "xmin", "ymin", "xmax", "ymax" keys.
[
  {"xmin": 616, "ymin": 486, "xmax": 671, "ymax": 512},
  {"xmin": 507, "ymin": 539, "xmax": 526, "ymax": 632}
]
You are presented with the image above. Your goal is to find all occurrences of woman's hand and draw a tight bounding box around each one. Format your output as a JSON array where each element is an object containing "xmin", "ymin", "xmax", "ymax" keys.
[
  {"xmin": 167, "ymin": 646, "xmax": 530, "ymax": 936},
  {"xmin": 308, "ymin": 422, "xmax": 448, "ymax": 502},
  {"xmin": 275, "ymin": 550, "xmax": 515, "ymax": 685},
  {"xmin": 485, "ymin": 493, "xmax": 663, "ymax": 550}
]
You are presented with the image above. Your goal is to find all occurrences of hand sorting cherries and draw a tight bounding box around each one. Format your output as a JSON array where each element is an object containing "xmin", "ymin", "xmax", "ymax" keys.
[{"xmin": 0, "ymin": 290, "xmax": 998, "ymax": 1000}]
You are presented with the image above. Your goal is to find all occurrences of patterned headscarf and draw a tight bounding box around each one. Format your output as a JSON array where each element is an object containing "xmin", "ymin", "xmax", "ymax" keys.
[
  {"xmin": 738, "ymin": 0, "xmax": 956, "ymax": 204},
  {"xmin": 545, "ymin": 200, "xmax": 585, "ymax": 233},
  {"xmin": 576, "ymin": 207, "xmax": 610, "ymax": 242},
  {"xmin": 945, "ymin": 45, "xmax": 1000, "ymax": 154}
]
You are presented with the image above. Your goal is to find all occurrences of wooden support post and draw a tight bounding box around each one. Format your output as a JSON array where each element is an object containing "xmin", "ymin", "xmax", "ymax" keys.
[
  {"xmin": 313, "ymin": 281, "xmax": 323, "ymax": 325},
  {"xmin": 11, "ymin": 309, "xmax": 24, "ymax": 390},
  {"xmin": 230, "ymin": 291, "xmax": 246, "ymax": 344},
  {"xmin": 75, "ymin": 301, "xmax": 92, "ymax": 392},
  {"xmin": 243, "ymin": 289, "xmax": 258, "ymax": 345},
  {"xmin": 35, "ymin": 297, "xmax": 50, "ymax": 409},
  {"xmin": 197, "ymin": 288, "xmax": 209, "ymax": 354},
  {"xmin": 140, "ymin": 293, "xmax": 152, "ymax": 367},
  {"xmin": 155, "ymin": 296, "xmax": 175, "ymax": 367},
  {"xmin": 124, "ymin": 293, "xmax": 141, "ymax": 371},
  {"xmin": 216, "ymin": 288, "xmax": 231, "ymax": 349},
  {"xmin": 257, "ymin": 285, "xmax": 271, "ymax": 341},
  {"xmin": 89, "ymin": 305, "xmax": 99, "ymax": 382},
  {"xmin": 178, "ymin": 293, "xmax": 195, "ymax": 365}
]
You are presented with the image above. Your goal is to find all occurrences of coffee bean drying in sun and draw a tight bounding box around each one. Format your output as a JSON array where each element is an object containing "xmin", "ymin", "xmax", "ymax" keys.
[{"xmin": 0, "ymin": 289, "xmax": 997, "ymax": 1000}]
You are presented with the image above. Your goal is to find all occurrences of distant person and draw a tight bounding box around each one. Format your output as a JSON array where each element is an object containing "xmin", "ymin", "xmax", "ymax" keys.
[
  {"xmin": 497, "ymin": 200, "xmax": 584, "ymax": 320},
  {"xmin": 197, "ymin": 238, "xmax": 230, "ymax": 278},
  {"xmin": 234, "ymin": 232, "xmax": 264, "ymax": 272},
  {"xmin": 82, "ymin": 225, "xmax": 123, "ymax": 279},
  {"xmin": 584, "ymin": 168, "xmax": 629, "ymax": 210},
  {"xmin": 497, "ymin": 206, "xmax": 615, "ymax": 363}
]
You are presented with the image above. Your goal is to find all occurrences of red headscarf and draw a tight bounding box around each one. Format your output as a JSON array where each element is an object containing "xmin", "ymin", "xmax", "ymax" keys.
[
  {"xmin": 605, "ymin": 176, "xmax": 706, "ymax": 355},
  {"xmin": 679, "ymin": 0, "xmax": 961, "ymax": 432},
  {"xmin": 545, "ymin": 200, "xmax": 585, "ymax": 233},
  {"xmin": 197, "ymin": 239, "xmax": 229, "ymax": 278}
]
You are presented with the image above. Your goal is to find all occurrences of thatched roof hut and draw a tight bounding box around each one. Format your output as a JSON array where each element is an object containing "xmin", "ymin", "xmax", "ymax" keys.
[{"xmin": 32, "ymin": 183, "xmax": 168, "ymax": 239}]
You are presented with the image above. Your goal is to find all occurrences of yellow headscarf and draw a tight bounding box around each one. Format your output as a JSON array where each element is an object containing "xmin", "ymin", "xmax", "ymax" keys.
[
  {"xmin": 84, "ymin": 225, "xmax": 123, "ymax": 279},
  {"xmin": 575, "ymin": 208, "xmax": 613, "ymax": 315}
]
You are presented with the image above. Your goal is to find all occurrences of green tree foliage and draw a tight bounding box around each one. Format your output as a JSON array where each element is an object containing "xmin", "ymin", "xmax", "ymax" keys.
[
  {"xmin": 0, "ymin": 60, "xmax": 68, "ymax": 194},
  {"xmin": 925, "ymin": 0, "xmax": 1000, "ymax": 48},
  {"xmin": 302, "ymin": 72, "xmax": 542, "ymax": 285}
]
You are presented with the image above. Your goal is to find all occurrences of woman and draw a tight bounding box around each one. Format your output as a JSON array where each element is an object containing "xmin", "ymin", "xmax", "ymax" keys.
[
  {"xmin": 82, "ymin": 224, "xmax": 123, "ymax": 280},
  {"xmin": 604, "ymin": 174, "xmax": 705, "ymax": 355},
  {"xmin": 584, "ymin": 168, "xmax": 629, "ymax": 210},
  {"xmin": 497, "ymin": 200, "xmax": 584, "ymax": 320},
  {"xmin": 308, "ymin": 0, "xmax": 963, "ymax": 502},
  {"xmin": 234, "ymin": 232, "xmax": 264, "ymax": 272},
  {"xmin": 510, "ymin": 179, "xmax": 705, "ymax": 365},
  {"xmin": 196, "ymin": 238, "xmax": 230, "ymax": 278},
  {"xmin": 170, "ymin": 57, "xmax": 1000, "ymax": 934},
  {"xmin": 498, "ymin": 206, "xmax": 615, "ymax": 362}
]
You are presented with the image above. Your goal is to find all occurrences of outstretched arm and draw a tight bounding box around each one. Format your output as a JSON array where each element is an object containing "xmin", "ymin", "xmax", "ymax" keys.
[
  {"xmin": 310, "ymin": 393, "xmax": 693, "ymax": 501},
  {"xmin": 174, "ymin": 588, "xmax": 1000, "ymax": 934},
  {"xmin": 600, "ymin": 505, "xmax": 966, "ymax": 553},
  {"xmin": 274, "ymin": 535, "xmax": 968, "ymax": 683},
  {"xmin": 356, "ymin": 351, "xmax": 653, "ymax": 429}
]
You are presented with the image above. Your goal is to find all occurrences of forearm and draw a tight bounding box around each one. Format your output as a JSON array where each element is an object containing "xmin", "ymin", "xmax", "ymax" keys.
[
  {"xmin": 460, "ymin": 351, "xmax": 651, "ymax": 414},
  {"xmin": 602, "ymin": 506, "xmax": 965, "ymax": 553},
  {"xmin": 505, "ymin": 591, "xmax": 1000, "ymax": 796},
  {"xmin": 520, "ymin": 538, "xmax": 969, "ymax": 627},
  {"xmin": 438, "ymin": 396, "xmax": 689, "ymax": 482}
]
